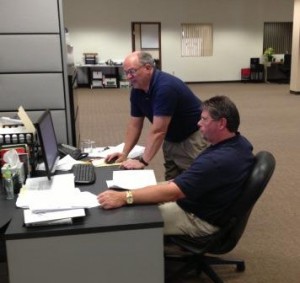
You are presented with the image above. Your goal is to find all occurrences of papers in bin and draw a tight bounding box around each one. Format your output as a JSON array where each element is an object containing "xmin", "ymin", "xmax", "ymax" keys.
[
  {"xmin": 107, "ymin": 169, "xmax": 157, "ymax": 190},
  {"xmin": 89, "ymin": 143, "xmax": 145, "ymax": 159}
]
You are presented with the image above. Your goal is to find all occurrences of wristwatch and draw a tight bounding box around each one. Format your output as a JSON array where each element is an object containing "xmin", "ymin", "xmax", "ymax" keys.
[
  {"xmin": 139, "ymin": 156, "xmax": 149, "ymax": 166},
  {"xmin": 126, "ymin": 190, "xmax": 134, "ymax": 204}
]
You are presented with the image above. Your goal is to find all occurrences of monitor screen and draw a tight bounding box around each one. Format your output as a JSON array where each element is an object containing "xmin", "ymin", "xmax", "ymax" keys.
[{"xmin": 36, "ymin": 110, "xmax": 60, "ymax": 180}]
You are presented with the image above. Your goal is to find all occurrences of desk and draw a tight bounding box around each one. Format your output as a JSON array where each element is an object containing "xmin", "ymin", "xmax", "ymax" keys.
[{"xmin": 2, "ymin": 167, "xmax": 164, "ymax": 283}]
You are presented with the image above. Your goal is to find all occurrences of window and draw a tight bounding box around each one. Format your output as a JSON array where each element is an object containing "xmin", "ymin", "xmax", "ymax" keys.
[
  {"xmin": 181, "ymin": 23, "xmax": 213, "ymax": 57},
  {"xmin": 263, "ymin": 22, "xmax": 293, "ymax": 54}
]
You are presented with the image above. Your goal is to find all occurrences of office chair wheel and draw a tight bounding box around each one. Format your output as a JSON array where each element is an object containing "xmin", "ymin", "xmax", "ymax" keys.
[{"xmin": 236, "ymin": 262, "xmax": 245, "ymax": 272}]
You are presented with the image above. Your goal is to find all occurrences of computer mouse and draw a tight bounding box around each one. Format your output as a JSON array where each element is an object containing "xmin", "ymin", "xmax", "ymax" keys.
[{"xmin": 105, "ymin": 156, "xmax": 118, "ymax": 164}]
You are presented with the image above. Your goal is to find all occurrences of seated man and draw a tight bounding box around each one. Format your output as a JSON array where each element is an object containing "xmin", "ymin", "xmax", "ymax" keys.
[{"xmin": 98, "ymin": 96, "xmax": 255, "ymax": 237}]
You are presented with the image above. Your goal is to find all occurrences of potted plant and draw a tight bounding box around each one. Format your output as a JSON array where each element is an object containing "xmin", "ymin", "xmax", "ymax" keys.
[{"xmin": 264, "ymin": 47, "xmax": 275, "ymax": 62}]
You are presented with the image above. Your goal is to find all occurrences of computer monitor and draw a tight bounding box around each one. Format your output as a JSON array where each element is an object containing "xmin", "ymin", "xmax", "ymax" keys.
[{"xmin": 36, "ymin": 110, "xmax": 60, "ymax": 180}]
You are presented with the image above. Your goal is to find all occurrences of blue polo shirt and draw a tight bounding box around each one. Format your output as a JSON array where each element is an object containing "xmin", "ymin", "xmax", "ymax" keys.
[
  {"xmin": 174, "ymin": 133, "xmax": 254, "ymax": 226},
  {"xmin": 130, "ymin": 70, "xmax": 201, "ymax": 142}
]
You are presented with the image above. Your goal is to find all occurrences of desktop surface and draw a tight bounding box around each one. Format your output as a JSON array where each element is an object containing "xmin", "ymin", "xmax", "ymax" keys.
[
  {"xmin": 4, "ymin": 166, "xmax": 163, "ymax": 239},
  {"xmin": 3, "ymin": 166, "xmax": 164, "ymax": 283},
  {"xmin": 0, "ymin": 191, "xmax": 16, "ymax": 229}
]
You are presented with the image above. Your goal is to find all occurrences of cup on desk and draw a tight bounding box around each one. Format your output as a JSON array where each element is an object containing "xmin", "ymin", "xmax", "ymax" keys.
[{"xmin": 81, "ymin": 139, "xmax": 96, "ymax": 154}]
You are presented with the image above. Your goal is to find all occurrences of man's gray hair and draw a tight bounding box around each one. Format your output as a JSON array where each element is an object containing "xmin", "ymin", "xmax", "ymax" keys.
[{"xmin": 138, "ymin": 51, "xmax": 156, "ymax": 67}]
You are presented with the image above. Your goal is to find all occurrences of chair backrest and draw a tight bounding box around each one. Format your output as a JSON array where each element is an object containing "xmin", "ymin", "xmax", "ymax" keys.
[{"xmin": 208, "ymin": 151, "xmax": 276, "ymax": 254}]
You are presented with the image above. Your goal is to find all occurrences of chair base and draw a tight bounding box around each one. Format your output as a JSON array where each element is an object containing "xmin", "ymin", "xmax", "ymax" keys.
[{"xmin": 165, "ymin": 253, "xmax": 245, "ymax": 283}]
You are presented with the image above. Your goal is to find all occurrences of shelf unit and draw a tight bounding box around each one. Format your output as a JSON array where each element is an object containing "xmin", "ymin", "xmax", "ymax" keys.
[{"xmin": 76, "ymin": 65, "xmax": 124, "ymax": 88}]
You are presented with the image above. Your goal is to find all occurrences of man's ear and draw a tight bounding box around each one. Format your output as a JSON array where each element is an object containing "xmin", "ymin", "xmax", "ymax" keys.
[
  {"xmin": 145, "ymin": 64, "xmax": 152, "ymax": 71},
  {"xmin": 219, "ymin": 117, "xmax": 227, "ymax": 129}
]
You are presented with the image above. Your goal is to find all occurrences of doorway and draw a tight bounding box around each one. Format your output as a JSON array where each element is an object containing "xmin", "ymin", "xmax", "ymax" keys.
[{"xmin": 131, "ymin": 22, "xmax": 162, "ymax": 69}]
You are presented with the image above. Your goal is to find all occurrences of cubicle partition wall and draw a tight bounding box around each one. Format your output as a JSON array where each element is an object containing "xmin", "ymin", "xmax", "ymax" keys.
[{"xmin": 0, "ymin": 0, "xmax": 73, "ymax": 144}]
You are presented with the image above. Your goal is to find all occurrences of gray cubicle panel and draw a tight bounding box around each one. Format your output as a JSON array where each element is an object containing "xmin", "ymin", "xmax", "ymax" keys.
[
  {"xmin": 0, "ymin": 74, "xmax": 65, "ymax": 111},
  {"xmin": 0, "ymin": 0, "xmax": 60, "ymax": 33},
  {"xmin": 29, "ymin": 110, "xmax": 68, "ymax": 144},
  {"xmin": 0, "ymin": 35, "xmax": 62, "ymax": 72},
  {"xmin": 0, "ymin": 0, "xmax": 72, "ymax": 145}
]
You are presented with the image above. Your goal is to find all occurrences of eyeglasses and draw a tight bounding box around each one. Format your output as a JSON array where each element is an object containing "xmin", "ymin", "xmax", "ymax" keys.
[
  {"xmin": 124, "ymin": 65, "xmax": 144, "ymax": 77},
  {"xmin": 200, "ymin": 116, "xmax": 219, "ymax": 123}
]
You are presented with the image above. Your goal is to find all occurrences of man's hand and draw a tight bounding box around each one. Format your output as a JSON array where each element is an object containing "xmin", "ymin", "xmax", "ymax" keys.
[
  {"xmin": 97, "ymin": 190, "xmax": 126, "ymax": 209},
  {"xmin": 105, "ymin": 152, "xmax": 127, "ymax": 164},
  {"xmin": 121, "ymin": 158, "xmax": 145, "ymax": 169}
]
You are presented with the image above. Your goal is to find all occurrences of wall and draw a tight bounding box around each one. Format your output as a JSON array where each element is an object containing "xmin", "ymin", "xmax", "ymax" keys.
[
  {"xmin": 63, "ymin": 0, "xmax": 294, "ymax": 82},
  {"xmin": 290, "ymin": 0, "xmax": 300, "ymax": 93}
]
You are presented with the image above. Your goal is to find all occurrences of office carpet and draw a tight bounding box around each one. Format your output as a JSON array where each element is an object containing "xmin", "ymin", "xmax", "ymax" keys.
[
  {"xmin": 76, "ymin": 82, "xmax": 300, "ymax": 283},
  {"xmin": 1, "ymin": 82, "xmax": 296, "ymax": 283}
]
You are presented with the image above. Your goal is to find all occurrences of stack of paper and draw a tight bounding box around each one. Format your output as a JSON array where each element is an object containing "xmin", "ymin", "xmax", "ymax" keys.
[
  {"xmin": 17, "ymin": 174, "xmax": 99, "ymax": 226},
  {"xmin": 23, "ymin": 208, "xmax": 85, "ymax": 226}
]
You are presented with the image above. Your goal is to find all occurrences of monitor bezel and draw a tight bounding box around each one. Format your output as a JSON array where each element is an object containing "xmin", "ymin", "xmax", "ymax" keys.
[{"xmin": 36, "ymin": 110, "xmax": 60, "ymax": 180}]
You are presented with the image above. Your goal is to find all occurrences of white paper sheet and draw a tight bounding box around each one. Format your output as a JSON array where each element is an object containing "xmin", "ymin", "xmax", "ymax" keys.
[
  {"xmin": 95, "ymin": 143, "xmax": 145, "ymax": 159},
  {"xmin": 28, "ymin": 190, "xmax": 99, "ymax": 212},
  {"xmin": 16, "ymin": 173, "xmax": 76, "ymax": 208},
  {"xmin": 108, "ymin": 169, "xmax": 157, "ymax": 190}
]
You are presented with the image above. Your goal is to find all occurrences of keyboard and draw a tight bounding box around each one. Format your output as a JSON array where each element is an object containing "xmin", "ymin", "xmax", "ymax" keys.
[{"xmin": 72, "ymin": 164, "xmax": 96, "ymax": 184}]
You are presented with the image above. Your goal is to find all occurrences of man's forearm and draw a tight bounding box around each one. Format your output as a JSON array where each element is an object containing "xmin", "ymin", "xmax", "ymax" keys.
[
  {"xmin": 142, "ymin": 131, "xmax": 165, "ymax": 163},
  {"xmin": 131, "ymin": 182, "xmax": 184, "ymax": 204},
  {"xmin": 122, "ymin": 120, "xmax": 143, "ymax": 156}
]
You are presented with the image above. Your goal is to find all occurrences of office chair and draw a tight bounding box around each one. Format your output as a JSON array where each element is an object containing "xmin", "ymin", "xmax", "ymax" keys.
[{"xmin": 164, "ymin": 151, "xmax": 276, "ymax": 283}]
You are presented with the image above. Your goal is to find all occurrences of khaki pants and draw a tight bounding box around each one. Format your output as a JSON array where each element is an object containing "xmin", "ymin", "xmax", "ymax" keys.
[
  {"xmin": 159, "ymin": 202, "xmax": 219, "ymax": 237},
  {"xmin": 163, "ymin": 131, "xmax": 207, "ymax": 180}
]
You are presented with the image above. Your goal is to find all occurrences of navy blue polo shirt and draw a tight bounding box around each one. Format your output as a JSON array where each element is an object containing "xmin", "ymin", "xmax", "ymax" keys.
[
  {"xmin": 174, "ymin": 133, "xmax": 255, "ymax": 226},
  {"xmin": 130, "ymin": 70, "xmax": 201, "ymax": 142}
]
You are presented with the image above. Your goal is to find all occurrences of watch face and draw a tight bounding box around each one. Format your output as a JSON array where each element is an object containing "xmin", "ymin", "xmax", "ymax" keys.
[{"xmin": 126, "ymin": 191, "xmax": 133, "ymax": 204}]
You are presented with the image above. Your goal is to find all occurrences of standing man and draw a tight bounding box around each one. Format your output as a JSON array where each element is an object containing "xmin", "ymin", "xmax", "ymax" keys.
[
  {"xmin": 99, "ymin": 96, "xmax": 255, "ymax": 236},
  {"xmin": 106, "ymin": 51, "xmax": 207, "ymax": 180}
]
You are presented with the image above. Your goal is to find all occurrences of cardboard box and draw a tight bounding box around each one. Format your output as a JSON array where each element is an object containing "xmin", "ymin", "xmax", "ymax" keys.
[
  {"xmin": 120, "ymin": 81, "xmax": 130, "ymax": 88},
  {"xmin": 92, "ymin": 71, "xmax": 102, "ymax": 79},
  {"xmin": 91, "ymin": 80, "xmax": 103, "ymax": 88},
  {"xmin": 103, "ymin": 78, "xmax": 117, "ymax": 88}
]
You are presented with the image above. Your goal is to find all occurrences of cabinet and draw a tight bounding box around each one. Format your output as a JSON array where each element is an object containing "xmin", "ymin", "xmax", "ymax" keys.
[
  {"xmin": 0, "ymin": 0, "xmax": 73, "ymax": 144},
  {"xmin": 266, "ymin": 63, "xmax": 290, "ymax": 83}
]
